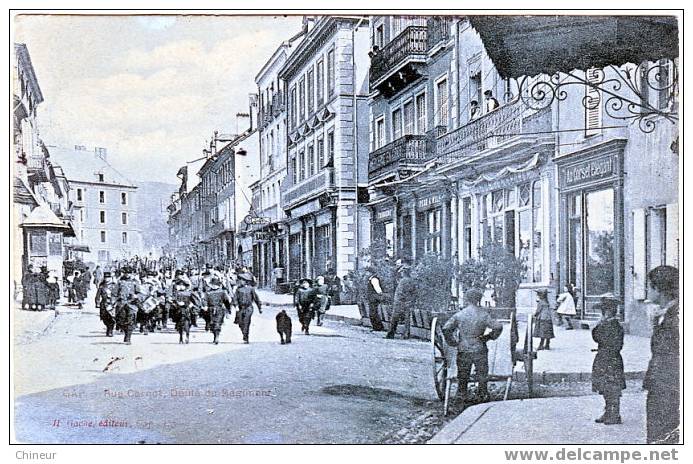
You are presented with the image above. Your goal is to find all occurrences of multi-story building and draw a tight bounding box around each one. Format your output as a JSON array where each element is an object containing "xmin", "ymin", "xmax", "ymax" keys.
[
  {"xmin": 279, "ymin": 16, "xmax": 371, "ymax": 281},
  {"xmin": 13, "ymin": 43, "xmax": 75, "ymax": 286},
  {"xmin": 50, "ymin": 146, "xmax": 143, "ymax": 265},
  {"xmin": 251, "ymin": 40, "xmax": 295, "ymax": 288}
]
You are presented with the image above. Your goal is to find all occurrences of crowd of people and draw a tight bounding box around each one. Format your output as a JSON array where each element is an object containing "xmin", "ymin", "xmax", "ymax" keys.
[{"xmin": 95, "ymin": 264, "xmax": 263, "ymax": 345}]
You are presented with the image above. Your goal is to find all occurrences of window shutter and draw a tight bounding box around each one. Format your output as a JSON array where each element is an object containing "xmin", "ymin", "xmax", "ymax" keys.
[
  {"xmin": 585, "ymin": 69, "xmax": 602, "ymax": 136},
  {"xmin": 632, "ymin": 208, "xmax": 646, "ymax": 300},
  {"xmin": 666, "ymin": 203, "xmax": 679, "ymax": 267}
]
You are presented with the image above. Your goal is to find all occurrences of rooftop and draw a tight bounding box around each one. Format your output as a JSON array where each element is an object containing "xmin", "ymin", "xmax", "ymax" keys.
[{"xmin": 48, "ymin": 145, "xmax": 136, "ymax": 188}]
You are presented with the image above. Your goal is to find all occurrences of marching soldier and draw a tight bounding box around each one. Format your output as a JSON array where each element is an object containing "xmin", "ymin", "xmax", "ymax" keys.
[
  {"xmin": 313, "ymin": 276, "xmax": 331, "ymax": 327},
  {"xmin": 171, "ymin": 274, "xmax": 195, "ymax": 344},
  {"xmin": 442, "ymin": 288, "xmax": 503, "ymax": 406},
  {"xmin": 114, "ymin": 267, "xmax": 142, "ymax": 345},
  {"xmin": 204, "ymin": 276, "xmax": 234, "ymax": 344},
  {"xmin": 95, "ymin": 271, "xmax": 116, "ymax": 337},
  {"xmin": 234, "ymin": 272, "xmax": 262, "ymax": 344}
]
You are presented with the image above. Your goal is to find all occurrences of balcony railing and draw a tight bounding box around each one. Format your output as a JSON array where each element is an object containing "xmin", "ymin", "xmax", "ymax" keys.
[
  {"xmin": 368, "ymin": 134, "xmax": 433, "ymax": 180},
  {"xmin": 370, "ymin": 26, "xmax": 428, "ymax": 86},
  {"xmin": 282, "ymin": 168, "xmax": 335, "ymax": 207},
  {"xmin": 436, "ymin": 99, "xmax": 552, "ymax": 164}
]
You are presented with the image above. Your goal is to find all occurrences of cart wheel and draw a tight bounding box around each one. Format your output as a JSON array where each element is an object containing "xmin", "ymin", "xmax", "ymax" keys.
[
  {"xmin": 525, "ymin": 313, "xmax": 535, "ymax": 397},
  {"xmin": 431, "ymin": 317, "xmax": 448, "ymax": 401}
]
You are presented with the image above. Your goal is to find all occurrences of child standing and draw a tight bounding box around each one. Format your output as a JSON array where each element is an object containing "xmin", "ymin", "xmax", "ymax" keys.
[
  {"xmin": 591, "ymin": 298, "xmax": 626, "ymax": 425},
  {"xmin": 534, "ymin": 289, "xmax": 555, "ymax": 350},
  {"xmin": 556, "ymin": 284, "xmax": 577, "ymax": 329}
]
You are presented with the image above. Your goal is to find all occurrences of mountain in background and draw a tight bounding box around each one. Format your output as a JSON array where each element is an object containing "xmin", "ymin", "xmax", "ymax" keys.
[{"xmin": 135, "ymin": 181, "xmax": 177, "ymax": 257}]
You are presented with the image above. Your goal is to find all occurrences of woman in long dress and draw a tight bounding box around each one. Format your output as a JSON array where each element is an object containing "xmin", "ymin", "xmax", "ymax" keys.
[
  {"xmin": 533, "ymin": 289, "xmax": 555, "ymax": 350},
  {"xmin": 556, "ymin": 285, "xmax": 577, "ymax": 329}
]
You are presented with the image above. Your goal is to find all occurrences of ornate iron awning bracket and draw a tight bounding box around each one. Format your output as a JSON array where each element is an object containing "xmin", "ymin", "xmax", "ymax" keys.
[{"xmin": 517, "ymin": 60, "xmax": 678, "ymax": 133}]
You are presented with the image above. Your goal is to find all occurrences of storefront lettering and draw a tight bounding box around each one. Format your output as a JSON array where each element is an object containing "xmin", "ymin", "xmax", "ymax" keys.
[
  {"xmin": 562, "ymin": 156, "xmax": 614, "ymax": 187},
  {"xmin": 376, "ymin": 209, "xmax": 393, "ymax": 221},
  {"xmin": 417, "ymin": 195, "xmax": 441, "ymax": 210}
]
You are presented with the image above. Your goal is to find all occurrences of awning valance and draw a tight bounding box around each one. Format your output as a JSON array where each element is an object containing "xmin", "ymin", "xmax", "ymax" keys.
[
  {"xmin": 469, "ymin": 15, "xmax": 679, "ymax": 79},
  {"xmin": 65, "ymin": 244, "xmax": 90, "ymax": 253}
]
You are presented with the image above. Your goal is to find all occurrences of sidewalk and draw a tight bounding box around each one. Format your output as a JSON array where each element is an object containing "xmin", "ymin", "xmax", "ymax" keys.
[
  {"xmin": 428, "ymin": 392, "xmax": 647, "ymax": 444},
  {"xmin": 13, "ymin": 306, "xmax": 57, "ymax": 342}
]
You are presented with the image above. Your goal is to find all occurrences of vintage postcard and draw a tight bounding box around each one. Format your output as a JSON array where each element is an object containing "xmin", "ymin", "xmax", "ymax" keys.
[{"xmin": 9, "ymin": 8, "xmax": 682, "ymax": 453}]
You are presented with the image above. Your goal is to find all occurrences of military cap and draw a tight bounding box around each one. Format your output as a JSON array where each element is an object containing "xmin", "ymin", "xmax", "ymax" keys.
[
  {"xmin": 299, "ymin": 277, "xmax": 313, "ymax": 286},
  {"xmin": 238, "ymin": 272, "xmax": 255, "ymax": 283}
]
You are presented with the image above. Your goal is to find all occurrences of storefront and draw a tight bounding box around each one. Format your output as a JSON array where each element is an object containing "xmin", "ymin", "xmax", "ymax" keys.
[
  {"xmin": 371, "ymin": 203, "xmax": 396, "ymax": 258},
  {"xmin": 557, "ymin": 140, "xmax": 625, "ymax": 319}
]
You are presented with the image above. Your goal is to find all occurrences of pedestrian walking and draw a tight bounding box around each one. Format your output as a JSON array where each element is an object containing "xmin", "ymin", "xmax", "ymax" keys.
[
  {"xmin": 591, "ymin": 298, "xmax": 625, "ymax": 425},
  {"xmin": 93, "ymin": 265, "xmax": 104, "ymax": 288},
  {"xmin": 295, "ymin": 278, "xmax": 315, "ymax": 334},
  {"xmin": 386, "ymin": 261, "xmax": 416, "ymax": 339},
  {"xmin": 442, "ymin": 288, "xmax": 503, "ymax": 405},
  {"xmin": 534, "ymin": 289, "xmax": 554, "ymax": 350},
  {"xmin": 365, "ymin": 267, "xmax": 385, "ymax": 331},
  {"xmin": 114, "ymin": 267, "xmax": 142, "ymax": 345},
  {"xmin": 95, "ymin": 272, "xmax": 117, "ymax": 337},
  {"xmin": 556, "ymin": 284, "xmax": 577, "ymax": 329},
  {"xmin": 204, "ymin": 276, "xmax": 234, "ymax": 345},
  {"xmin": 234, "ymin": 272, "xmax": 262, "ymax": 343},
  {"xmin": 313, "ymin": 276, "xmax": 331, "ymax": 327},
  {"xmin": 643, "ymin": 265, "xmax": 679, "ymax": 444}
]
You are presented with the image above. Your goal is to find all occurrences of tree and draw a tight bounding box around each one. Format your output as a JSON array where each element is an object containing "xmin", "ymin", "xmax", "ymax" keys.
[{"xmin": 458, "ymin": 243, "xmax": 526, "ymax": 308}]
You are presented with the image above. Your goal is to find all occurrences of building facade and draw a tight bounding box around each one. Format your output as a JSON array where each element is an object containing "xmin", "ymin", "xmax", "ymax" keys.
[
  {"xmin": 279, "ymin": 16, "xmax": 371, "ymax": 281},
  {"xmin": 50, "ymin": 146, "xmax": 142, "ymax": 265}
]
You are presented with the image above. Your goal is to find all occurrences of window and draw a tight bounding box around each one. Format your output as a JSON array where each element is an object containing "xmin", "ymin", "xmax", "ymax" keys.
[
  {"xmin": 122, "ymin": 192, "xmax": 128, "ymax": 205},
  {"xmin": 291, "ymin": 156, "xmax": 297, "ymax": 184},
  {"xmin": 98, "ymin": 173, "xmax": 104, "ymax": 182},
  {"xmin": 327, "ymin": 131, "xmax": 335, "ymax": 166},
  {"xmin": 98, "ymin": 250, "xmax": 110, "ymax": 262},
  {"xmin": 316, "ymin": 59, "xmax": 324, "ymax": 106},
  {"xmin": 415, "ymin": 93, "xmax": 426, "ymax": 134},
  {"xmin": 425, "ymin": 209, "xmax": 442, "ymax": 254},
  {"xmin": 76, "ymin": 188, "xmax": 83, "ymax": 201},
  {"xmin": 585, "ymin": 68, "xmax": 602, "ymax": 136},
  {"xmin": 48, "ymin": 232, "xmax": 62, "ymax": 256},
  {"xmin": 290, "ymin": 86, "xmax": 297, "ymax": 129},
  {"xmin": 29, "ymin": 231, "xmax": 47, "ymax": 256},
  {"xmin": 299, "ymin": 76, "xmax": 306, "ymax": 122},
  {"xmin": 375, "ymin": 117, "xmax": 385, "ymax": 149},
  {"xmin": 317, "ymin": 138, "xmax": 325, "ymax": 168},
  {"xmin": 435, "ymin": 77, "xmax": 449, "ymax": 126},
  {"xmin": 308, "ymin": 145, "xmax": 315, "ymax": 177},
  {"xmin": 633, "ymin": 204, "xmax": 679, "ymax": 300},
  {"xmin": 100, "ymin": 231, "xmax": 106, "ymax": 243},
  {"xmin": 392, "ymin": 108, "xmax": 403, "ymax": 140},
  {"xmin": 99, "ymin": 191, "xmax": 105, "ymax": 203},
  {"xmin": 99, "ymin": 210, "xmax": 106, "ymax": 224},
  {"xmin": 470, "ymin": 71, "xmax": 482, "ymax": 112},
  {"xmin": 375, "ymin": 24, "xmax": 384, "ymax": 48},
  {"xmin": 584, "ymin": 188, "xmax": 614, "ymax": 296},
  {"xmin": 79, "ymin": 209, "xmax": 84, "ymax": 222},
  {"xmin": 122, "ymin": 212, "xmax": 128, "ymax": 225},
  {"xmin": 403, "ymin": 100, "xmax": 414, "ymax": 135},
  {"xmin": 462, "ymin": 197, "xmax": 472, "ymax": 262},
  {"xmin": 269, "ymin": 131, "xmax": 275, "ymax": 170},
  {"xmin": 327, "ymin": 49, "xmax": 335, "ymax": 97},
  {"xmin": 299, "ymin": 150, "xmax": 306, "ymax": 181},
  {"xmin": 307, "ymin": 68, "xmax": 314, "ymax": 114}
]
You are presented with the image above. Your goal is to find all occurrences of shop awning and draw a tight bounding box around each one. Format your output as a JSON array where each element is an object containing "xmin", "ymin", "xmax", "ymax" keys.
[{"xmin": 469, "ymin": 15, "xmax": 679, "ymax": 79}]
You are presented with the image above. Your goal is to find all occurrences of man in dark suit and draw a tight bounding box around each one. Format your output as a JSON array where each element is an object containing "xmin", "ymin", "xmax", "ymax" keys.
[
  {"xmin": 644, "ymin": 265, "xmax": 679, "ymax": 444},
  {"xmin": 235, "ymin": 273, "xmax": 262, "ymax": 344}
]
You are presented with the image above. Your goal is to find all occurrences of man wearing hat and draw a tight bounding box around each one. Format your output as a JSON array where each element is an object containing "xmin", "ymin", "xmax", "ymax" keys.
[
  {"xmin": 295, "ymin": 278, "xmax": 316, "ymax": 334},
  {"xmin": 203, "ymin": 276, "xmax": 234, "ymax": 344},
  {"xmin": 386, "ymin": 261, "xmax": 416, "ymax": 339},
  {"xmin": 484, "ymin": 89, "xmax": 500, "ymax": 113},
  {"xmin": 591, "ymin": 297, "xmax": 625, "ymax": 425},
  {"xmin": 95, "ymin": 272, "xmax": 117, "ymax": 337},
  {"xmin": 171, "ymin": 274, "xmax": 195, "ymax": 344},
  {"xmin": 313, "ymin": 276, "xmax": 331, "ymax": 327},
  {"xmin": 442, "ymin": 288, "xmax": 503, "ymax": 406},
  {"xmin": 234, "ymin": 272, "xmax": 262, "ymax": 343},
  {"xmin": 114, "ymin": 266, "xmax": 143, "ymax": 344}
]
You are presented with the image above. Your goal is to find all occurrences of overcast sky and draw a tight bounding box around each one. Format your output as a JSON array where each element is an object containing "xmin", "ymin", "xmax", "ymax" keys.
[{"xmin": 14, "ymin": 14, "xmax": 303, "ymax": 185}]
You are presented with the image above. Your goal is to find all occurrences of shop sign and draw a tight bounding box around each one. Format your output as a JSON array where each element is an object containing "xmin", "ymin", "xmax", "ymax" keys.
[
  {"xmin": 560, "ymin": 154, "xmax": 616, "ymax": 188},
  {"xmin": 416, "ymin": 194, "xmax": 441, "ymax": 211},
  {"xmin": 376, "ymin": 208, "xmax": 393, "ymax": 221}
]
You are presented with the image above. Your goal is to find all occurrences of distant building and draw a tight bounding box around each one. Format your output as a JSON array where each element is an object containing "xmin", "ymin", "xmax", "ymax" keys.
[{"xmin": 50, "ymin": 146, "xmax": 143, "ymax": 265}]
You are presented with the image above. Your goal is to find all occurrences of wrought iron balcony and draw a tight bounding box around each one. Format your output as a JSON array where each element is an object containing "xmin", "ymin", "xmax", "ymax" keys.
[
  {"xmin": 369, "ymin": 26, "xmax": 428, "ymax": 97},
  {"xmin": 368, "ymin": 134, "xmax": 433, "ymax": 182},
  {"xmin": 426, "ymin": 16, "xmax": 454, "ymax": 51},
  {"xmin": 436, "ymin": 99, "xmax": 552, "ymax": 165},
  {"xmin": 282, "ymin": 168, "xmax": 335, "ymax": 208}
]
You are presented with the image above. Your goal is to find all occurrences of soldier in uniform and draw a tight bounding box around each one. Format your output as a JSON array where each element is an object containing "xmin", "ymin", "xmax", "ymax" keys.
[
  {"xmin": 234, "ymin": 272, "xmax": 262, "ymax": 344},
  {"xmin": 386, "ymin": 262, "xmax": 416, "ymax": 339},
  {"xmin": 138, "ymin": 271, "xmax": 160, "ymax": 335},
  {"xmin": 313, "ymin": 276, "xmax": 331, "ymax": 327},
  {"xmin": 204, "ymin": 276, "xmax": 234, "ymax": 344},
  {"xmin": 114, "ymin": 267, "xmax": 142, "ymax": 345},
  {"xmin": 171, "ymin": 275, "xmax": 195, "ymax": 344},
  {"xmin": 442, "ymin": 288, "xmax": 503, "ymax": 406},
  {"xmin": 95, "ymin": 271, "xmax": 117, "ymax": 337},
  {"xmin": 295, "ymin": 278, "xmax": 316, "ymax": 334}
]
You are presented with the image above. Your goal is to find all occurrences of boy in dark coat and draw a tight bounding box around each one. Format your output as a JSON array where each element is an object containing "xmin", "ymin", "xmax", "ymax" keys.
[{"xmin": 591, "ymin": 297, "xmax": 626, "ymax": 425}]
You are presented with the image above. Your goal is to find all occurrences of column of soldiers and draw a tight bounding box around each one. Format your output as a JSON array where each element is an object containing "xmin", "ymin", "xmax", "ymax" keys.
[{"xmin": 95, "ymin": 264, "xmax": 262, "ymax": 345}]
